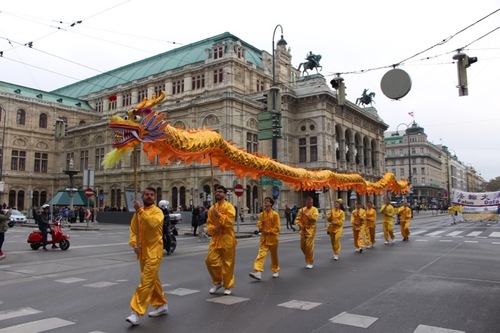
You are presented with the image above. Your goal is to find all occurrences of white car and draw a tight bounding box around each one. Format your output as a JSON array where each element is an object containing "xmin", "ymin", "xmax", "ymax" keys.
[{"xmin": 3, "ymin": 209, "xmax": 27, "ymax": 227}]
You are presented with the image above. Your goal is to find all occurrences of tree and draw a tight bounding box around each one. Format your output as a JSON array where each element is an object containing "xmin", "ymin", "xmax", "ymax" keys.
[{"xmin": 484, "ymin": 177, "xmax": 500, "ymax": 192}]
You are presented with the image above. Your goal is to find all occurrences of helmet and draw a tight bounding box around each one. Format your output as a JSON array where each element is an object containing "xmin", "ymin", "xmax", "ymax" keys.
[
  {"xmin": 42, "ymin": 204, "xmax": 50, "ymax": 209},
  {"xmin": 158, "ymin": 200, "xmax": 169, "ymax": 208},
  {"xmin": 336, "ymin": 198, "xmax": 343, "ymax": 204}
]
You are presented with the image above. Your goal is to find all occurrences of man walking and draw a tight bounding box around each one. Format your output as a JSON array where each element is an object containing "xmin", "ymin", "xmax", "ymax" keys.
[
  {"xmin": 126, "ymin": 187, "xmax": 168, "ymax": 326},
  {"xmin": 351, "ymin": 201, "xmax": 366, "ymax": 253},
  {"xmin": 380, "ymin": 198, "xmax": 396, "ymax": 245},
  {"xmin": 205, "ymin": 185, "xmax": 237, "ymax": 295},
  {"xmin": 397, "ymin": 200, "xmax": 412, "ymax": 241},
  {"xmin": 295, "ymin": 197, "xmax": 318, "ymax": 269},
  {"xmin": 249, "ymin": 197, "xmax": 280, "ymax": 280}
]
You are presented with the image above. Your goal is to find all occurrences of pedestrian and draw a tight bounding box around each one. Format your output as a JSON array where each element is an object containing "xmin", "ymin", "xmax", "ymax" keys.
[
  {"xmin": 249, "ymin": 197, "xmax": 280, "ymax": 280},
  {"xmin": 285, "ymin": 204, "xmax": 292, "ymax": 230},
  {"xmin": 448, "ymin": 204, "xmax": 456, "ymax": 225},
  {"xmin": 295, "ymin": 196, "xmax": 319, "ymax": 269},
  {"xmin": 205, "ymin": 185, "xmax": 237, "ymax": 295},
  {"xmin": 192, "ymin": 205, "xmax": 199, "ymax": 236},
  {"xmin": 497, "ymin": 205, "xmax": 500, "ymax": 224},
  {"xmin": 197, "ymin": 205, "xmax": 209, "ymax": 241},
  {"xmin": 39, "ymin": 204, "xmax": 57, "ymax": 250},
  {"xmin": 397, "ymin": 200, "xmax": 412, "ymax": 241},
  {"xmin": 364, "ymin": 201, "xmax": 377, "ymax": 248},
  {"xmin": 126, "ymin": 187, "xmax": 168, "ymax": 326},
  {"xmin": 457, "ymin": 204, "xmax": 464, "ymax": 222},
  {"xmin": 351, "ymin": 201, "xmax": 366, "ymax": 253},
  {"xmin": 291, "ymin": 205, "xmax": 298, "ymax": 225},
  {"xmin": 326, "ymin": 200, "xmax": 345, "ymax": 261},
  {"xmin": 380, "ymin": 198, "xmax": 396, "ymax": 245},
  {"xmin": 0, "ymin": 208, "xmax": 12, "ymax": 260}
]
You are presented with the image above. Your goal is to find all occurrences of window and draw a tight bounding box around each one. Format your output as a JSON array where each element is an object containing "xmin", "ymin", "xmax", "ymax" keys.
[
  {"xmin": 11, "ymin": 150, "xmax": 26, "ymax": 171},
  {"xmin": 310, "ymin": 137, "xmax": 318, "ymax": 162},
  {"xmin": 39, "ymin": 113, "xmax": 48, "ymax": 128},
  {"xmin": 95, "ymin": 148, "xmax": 104, "ymax": 170},
  {"xmin": 122, "ymin": 92, "xmax": 132, "ymax": 107},
  {"xmin": 299, "ymin": 138, "xmax": 307, "ymax": 163},
  {"xmin": 66, "ymin": 152, "xmax": 74, "ymax": 170},
  {"xmin": 80, "ymin": 150, "xmax": 89, "ymax": 171},
  {"xmin": 172, "ymin": 79, "xmax": 184, "ymax": 95},
  {"xmin": 213, "ymin": 46, "xmax": 224, "ymax": 59},
  {"xmin": 16, "ymin": 109, "xmax": 26, "ymax": 125},
  {"xmin": 421, "ymin": 167, "xmax": 425, "ymax": 175},
  {"xmin": 246, "ymin": 133, "xmax": 258, "ymax": 154},
  {"xmin": 154, "ymin": 84, "xmax": 165, "ymax": 96},
  {"xmin": 108, "ymin": 98, "xmax": 117, "ymax": 110},
  {"xmin": 213, "ymin": 68, "xmax": 223, "ymax": 84},
  {"xmin": 137, "ymin": 89, "xmax": 147, "ymax": 103},
  {"xmin": 256, "ymin": 79, "xmax": 264, "ymax": 92},
  {"xmin": 96, "ymin": 101, "xmax": 103, "ymax": 112},
  {"xmin": 399, "ymin": 148, "xmax": 404, "ymax": 156},
  {"xmin": 400, "ymin": 168, "xmax": 405, "ymax": 177},
  {"xmin": 191, "ymin": 74, "xmax": 205, "ymax": 90},
  {"xmin": 34, "ymin": 152, "xmax": 48, "ymax": 173}
]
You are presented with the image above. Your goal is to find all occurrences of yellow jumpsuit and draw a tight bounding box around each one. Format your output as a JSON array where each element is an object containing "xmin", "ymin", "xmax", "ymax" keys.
[
  {"xmin": 351, "ymin": 208, "xmax": 366, "ymax": 249},
  {"xmin": 397, "ymin": 206, "xmax": 412, "ymax": 239},
  {"xmin": 128, "ymin": 205, "xmax": 167, "ymax": 316},
  {"xmin": 326, "ymin": 208, "xmax": 345, "ymax": 256},
  {"xmin": 364, "ymin": 207, "xmax": 377, "ymax": 246},
  {"xmin": 295, "ymin": 205, "xmax": 319, "ymax": 265},
  {"xmin": 253, "ymin": 209, "xmax": 280, "ymax": 273},
  {"xmin": 205, "ymin": 200, "xmax": 237, "ymax": 289},
  {"xmin": 380, "ymin": 204, "xmax": 395, "ymax": 242}
]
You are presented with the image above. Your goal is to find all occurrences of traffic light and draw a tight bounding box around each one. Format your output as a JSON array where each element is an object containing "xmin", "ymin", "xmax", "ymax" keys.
[
  {"xmin": 452, "ymin": 52, "xmax": 478, "ymax": 96},
  {"xmin": 261, "ymin": 93, "xmax": 272, "ymax": 111},
  {"xmin": 330, "ymin": 76, "xmax": 345, "ymax": 105}
]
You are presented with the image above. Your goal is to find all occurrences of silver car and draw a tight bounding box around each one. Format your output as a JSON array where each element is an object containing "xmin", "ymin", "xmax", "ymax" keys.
[{"xmin": 3, "ymin": 209, "xmax": 27, "ymax": 227}]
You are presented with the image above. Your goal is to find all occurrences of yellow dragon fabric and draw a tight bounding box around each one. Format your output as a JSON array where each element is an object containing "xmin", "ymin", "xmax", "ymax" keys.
[{"xmin": 102, "ymin": 92, "xmax": 409, "ymax": 194}]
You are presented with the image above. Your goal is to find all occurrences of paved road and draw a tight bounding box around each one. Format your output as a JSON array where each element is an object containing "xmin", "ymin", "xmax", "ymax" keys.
[{"xmin": 1, "ymin": 211, "xmax": 499, "ymax": 332}]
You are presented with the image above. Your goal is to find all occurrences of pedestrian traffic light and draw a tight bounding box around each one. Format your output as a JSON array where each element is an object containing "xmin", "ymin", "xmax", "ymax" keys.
[
  {"xmin": 260, "ymin": 93, "xmax": 272, "ymax": 112},
  {"xmin": 330, "ymin": 76, "xmax": 345, "ymax": 105},
  {"xmin": 452, "ymin": 52, "xmax": 478, "ymax": 96}
]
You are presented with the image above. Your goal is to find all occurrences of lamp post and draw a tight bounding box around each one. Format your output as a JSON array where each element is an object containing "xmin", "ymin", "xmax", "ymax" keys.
[
  {"xmin": 396, "ymin": 122, "xmax": 414, "ymax": 203},
  {"xmin": 446, "ymin": 148, "xmax": 457, "ymax": 205},
  {"xmin": 271, "ymin": 24, "xmax": 287, "ymax": 160}
]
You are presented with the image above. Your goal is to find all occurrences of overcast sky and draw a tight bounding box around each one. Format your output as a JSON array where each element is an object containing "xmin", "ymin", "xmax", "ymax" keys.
[{"xmin": 1, "ymin": 0, "xmax": 499, "ymax": 181}]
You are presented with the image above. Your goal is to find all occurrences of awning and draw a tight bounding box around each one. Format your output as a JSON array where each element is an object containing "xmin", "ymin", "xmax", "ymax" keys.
[{"xmin": 46, "ymin": 191, "xmax": 94, "ymax": 207}]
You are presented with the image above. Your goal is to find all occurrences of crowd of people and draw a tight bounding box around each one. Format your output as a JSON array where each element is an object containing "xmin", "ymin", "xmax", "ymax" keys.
[{"xmin": 123, "ymin": 186, "xmax": 416, "ymax": 326}]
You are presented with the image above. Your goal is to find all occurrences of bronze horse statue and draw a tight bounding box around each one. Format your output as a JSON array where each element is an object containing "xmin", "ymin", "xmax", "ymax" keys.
[
  {"xmin": 298, "ymin": 52, "xmax": 322, "ymax": 76},
  {"xmin": 356, "ymin": 89, "xmax": 376, "ymax": 106}
]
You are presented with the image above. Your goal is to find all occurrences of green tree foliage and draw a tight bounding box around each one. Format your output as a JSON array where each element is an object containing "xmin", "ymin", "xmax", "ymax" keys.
[{"xmin": 484, "ymin": 177, "xmax": 500, "ymax": 191}]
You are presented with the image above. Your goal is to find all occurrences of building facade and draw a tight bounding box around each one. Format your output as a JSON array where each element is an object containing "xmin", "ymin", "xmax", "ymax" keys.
[{"xmin": 1, "ymin": 32, "xmax": 393, "ymax": 214}]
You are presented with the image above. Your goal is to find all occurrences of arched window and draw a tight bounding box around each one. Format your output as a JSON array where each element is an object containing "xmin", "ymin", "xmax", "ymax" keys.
[
  {"xmin": 39, "ymin": 113, "xmax": 48, "ymax": 128},
  {"xmin": 16, "ymin": 109, "xmax": 26, "ymax": 125},
  {"xmin": 172, "ymin": 187, "xmax": 178, "ymax": 210}
]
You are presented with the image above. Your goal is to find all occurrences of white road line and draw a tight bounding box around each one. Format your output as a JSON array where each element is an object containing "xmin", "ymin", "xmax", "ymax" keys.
[
  {"xmin": 427, "ymin": 230, "xmax": 446, "ymax": 236},
  {"xmin": 0, "ymin": 318, "xmax": 74, "ymax": 333},
  {"xmin": 0, "ymin": 307, "xmax": 41, "ymax": 321},
  {"xmin": 466, "ymin": 231, "xmax": 482, "ymax": 237},
  {"xmin": 489, "ymin": 232, "xmax": 500, "ymax": 238},
  {"xmin": 414, "ymin": 324, "xmax": 465, "ymax": 333},
  {"xmin": 446, "ymin": 231, "xmax": 463, "ymax": 237},
  {"xmin": 329, "ymin": 311, "xmax": 378, "ymax": 328}
]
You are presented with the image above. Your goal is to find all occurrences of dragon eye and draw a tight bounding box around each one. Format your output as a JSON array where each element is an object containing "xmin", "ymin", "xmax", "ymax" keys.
[
  {"xmin": 123, "ymin": 115, "xmax": 129, "ymax": 120},
  {"xmin": 134, "ymin": 115, "xmax": 141, "ymax": 121}
]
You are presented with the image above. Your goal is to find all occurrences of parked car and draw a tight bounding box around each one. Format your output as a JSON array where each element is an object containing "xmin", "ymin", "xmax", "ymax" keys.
[{"xmin": 2, "ymin": 209, "xmax": 27, "ymax": 227}]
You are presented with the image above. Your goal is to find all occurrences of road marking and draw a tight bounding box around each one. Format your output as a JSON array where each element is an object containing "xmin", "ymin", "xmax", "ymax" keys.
[
  {"xmin": 413, "ymin": 324, "xmax": 465, "ymax": 333},
  {"xmin": 329, "ymin": 311, "xmax": 377, "ymax": 328},
  {"xmin": 278, "ymin": 300, "xmax": 321, "ymax": 310},
  {"xmin": 0, "ymin": 318, "xmax": 74, "ymax": 333},
  {"xmin": 489, "ymin": 232, "xmax": 500, "ymax": 238},
  {"xmin": 466, "ymin": 231, "xmax": 482, "ymax": 237},
  {"xmin": 207, "ymin": 296, "xmax": 249, "ymax": 305},
  {"xmin": 427, "ymin": 230, "xmax": 446, "ymax": 236},
  {"xmin": 166, "ymin": 288, "xmax": 199, "ymax": 296},
  {"xmin": 0, "ymin": 307, "xmax": 41, "ymax": 321},
  {"xmin": 464, "ymin": 240, "xmax": 478, "ymax": 243},
  {"xmin": 83, "ymin": 281, "xmax": 118, "ymax": 288},
  {"xmin": 439, "ymin": 240, "xmax": 453, "ymax": 242},
  {"xmin": 55, "ymin": 277, "xmax": 86, "ymax": 284},
  {"xmin": 446, "ymin": 231, "xmax": 463, "ymax": 237},
  {"xmin": 411, "ymin": 230, "xmax": 427, "ymax": 235}
]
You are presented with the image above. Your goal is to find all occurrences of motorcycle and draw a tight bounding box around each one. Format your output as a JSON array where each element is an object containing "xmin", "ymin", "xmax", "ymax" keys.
[
  {"xmin": 27, "ymin": 220, "xmax": 70, "ymax": 250},
  {"xmin": 163, "ymin": 218, "xmax": 177, "ymax": 255}
]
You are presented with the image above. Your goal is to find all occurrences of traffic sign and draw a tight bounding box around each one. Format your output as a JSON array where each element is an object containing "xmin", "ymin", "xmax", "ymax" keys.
[
  {"xmin": 272, "ymin": 186, "xmax": 280, "ymax": 199},
  {"xmin": 234, "ymin": 184, "xmax": 244, "ymax": 197},
  {"xmin": 84, "ymin": 187, "xmax": 94, "ymax": 198}
]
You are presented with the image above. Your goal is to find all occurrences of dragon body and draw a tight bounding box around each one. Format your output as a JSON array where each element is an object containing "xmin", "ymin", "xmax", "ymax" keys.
[{"xmin": 103, "ymin": 92, "xmax": 409, "ymax": 194}]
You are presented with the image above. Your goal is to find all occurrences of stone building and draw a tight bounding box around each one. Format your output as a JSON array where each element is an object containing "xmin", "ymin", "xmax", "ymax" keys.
[{"xmin": 0, "ymin": 32, "xmax": 389, "ymax": 213}]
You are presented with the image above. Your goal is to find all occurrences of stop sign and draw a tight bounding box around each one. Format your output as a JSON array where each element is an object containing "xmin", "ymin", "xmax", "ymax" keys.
[
  {"xmin": 234, "ymin": 184, "xmax": 244, "ymax": 197},
  {"xmin": 84, "ymin": 187, "xmax": 94, "ymax": 198}
]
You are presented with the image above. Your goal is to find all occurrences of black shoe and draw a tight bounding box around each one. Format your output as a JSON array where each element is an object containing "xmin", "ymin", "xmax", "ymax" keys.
[
  {"xmin": 43, "ymin": 247, "xmax": 48, "ymax": 251},
  {"xmin": 52, "ymin": 245, "xmax": 59, "ymax": 249}
]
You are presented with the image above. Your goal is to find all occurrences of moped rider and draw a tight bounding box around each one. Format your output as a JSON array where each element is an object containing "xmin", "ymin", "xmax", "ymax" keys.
[
  {"xmin": 158, "ymin": 200, "xmax": 172, "ymax": 255},
  {"xmin": 39, "ymin": 204, "xmax": 58, "ymax": 251}
]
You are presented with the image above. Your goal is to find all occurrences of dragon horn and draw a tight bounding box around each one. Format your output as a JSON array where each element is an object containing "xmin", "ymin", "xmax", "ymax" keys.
[{"xmin": 135, "ymin": 91, "xmax": 166, "ymax": 109}]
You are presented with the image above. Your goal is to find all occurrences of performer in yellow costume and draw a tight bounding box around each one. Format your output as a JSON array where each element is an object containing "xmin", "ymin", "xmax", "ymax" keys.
[
  {"xmin": 295, "ymin": 197, "xmax": 319, "ymax": 269},
  {"xmin": 397, "ymin": 200, "xmax": 412, "ymax": 241},
  {"xmin": 326, "ymin": 200, "xmax": 345, "ymax": 261},
  {"xmin": 380, "ymin": 198, "xmax": 396, "ymax": 245},
  {"xmin": 126, "ymin": 187, "xmax": 168, "ymax": 326},
  {"xmin": 249, "ymin": 197, "xmax": 280, "ymax": 280},
  {"xmin": 205, "ymin": 185, "xmax": 237, "ymax": 295},
  {"xmin": 351, "ymin": 201, "xmax": 366, "ymax": 253},
  {"xmin": 364, "ymin": 201, "xmax": 377, "ymax": 248}
]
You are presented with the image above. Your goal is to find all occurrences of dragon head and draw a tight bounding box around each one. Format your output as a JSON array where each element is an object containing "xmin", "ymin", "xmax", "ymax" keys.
[{"xmin": 109, "ymin": 91, "xmax": 169, "ymax": 149}]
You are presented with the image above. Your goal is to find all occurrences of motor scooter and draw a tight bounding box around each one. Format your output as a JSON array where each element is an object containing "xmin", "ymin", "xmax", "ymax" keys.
[
  {"xmin": 163, "ymin": 218, "xmax": 177, "ymax": 255},
  {"xmin": 27, "ymin": 220, "xmax": 70, "ymax": 250}
]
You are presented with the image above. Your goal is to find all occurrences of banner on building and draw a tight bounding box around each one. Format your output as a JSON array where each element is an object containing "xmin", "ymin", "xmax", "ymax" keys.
[{"xmin": 452, "ymin": 190, "xmax": 500, "ymax": 222}]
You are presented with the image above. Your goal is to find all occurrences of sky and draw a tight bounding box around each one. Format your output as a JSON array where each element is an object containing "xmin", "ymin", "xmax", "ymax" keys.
[{"xmin": 1, "ymin": 0, "xmax": 499, "ymax": 181}]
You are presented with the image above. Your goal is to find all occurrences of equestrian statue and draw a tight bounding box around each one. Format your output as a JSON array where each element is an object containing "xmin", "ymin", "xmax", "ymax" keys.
[
  {"xmin": 356, "ymin": 89, "xmax": 376, "ymax": 107},
  {"xmin": 298, "ymin": 51, "xmax": 322, "ymax": 76}
]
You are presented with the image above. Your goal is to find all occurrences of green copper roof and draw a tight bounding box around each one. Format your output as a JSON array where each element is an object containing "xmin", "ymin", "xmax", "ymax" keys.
[
  {"xmin": 0, "ymin": 80, "xmax": 93, "ymax": 110},
  {"xmin": 52, "ymin": 32, "xmax": 265, "ymax": 99}
]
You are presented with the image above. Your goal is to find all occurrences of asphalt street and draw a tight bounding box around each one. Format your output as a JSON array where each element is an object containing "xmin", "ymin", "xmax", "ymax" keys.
[{"xmin": 1, "ymin": 211, "xmax": 499, "ymax": 333}]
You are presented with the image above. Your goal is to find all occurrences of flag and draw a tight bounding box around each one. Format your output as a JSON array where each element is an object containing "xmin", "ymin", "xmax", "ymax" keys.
[{"xmin": 408, "ymin": 112, "xmax": 414, "ymax": 117}]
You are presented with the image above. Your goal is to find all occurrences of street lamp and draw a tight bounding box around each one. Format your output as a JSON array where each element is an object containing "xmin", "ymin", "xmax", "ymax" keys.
[
  {"xmin": 445, "ymin": 148, "xmax": 457, "ymax": 205},
  {"xmin": 395, "ymin": 122, "xmax": 414, "ymax": 185},
  {"xmin": 271, "ymin": 24, "xmax": 287, "ymax": 160}
]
